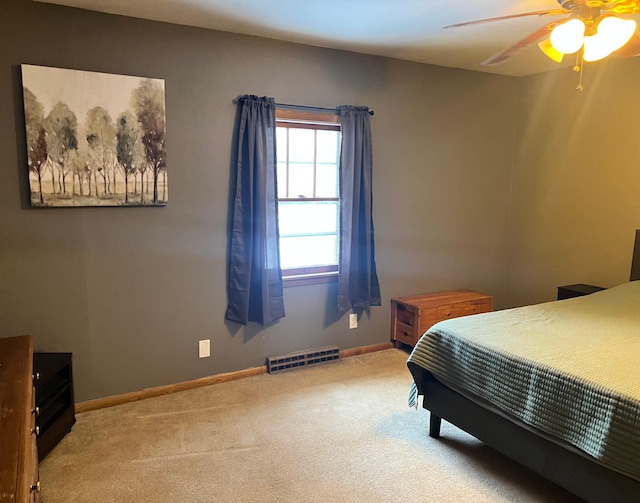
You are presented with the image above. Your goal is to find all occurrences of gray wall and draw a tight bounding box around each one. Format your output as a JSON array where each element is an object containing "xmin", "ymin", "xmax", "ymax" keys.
[
  {"xmin": 1, "ymin": 0, "xmax": 518, "ymax": 401},
  {"xmin": 506, "ymin": 59, "xmax": 640, "ymax": 307}
]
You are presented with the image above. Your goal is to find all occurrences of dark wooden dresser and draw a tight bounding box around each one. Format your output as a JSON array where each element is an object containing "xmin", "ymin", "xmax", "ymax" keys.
[
  {"xmin": 33, "ymin": 352, "xmax": 75, "ymax": 460},
  {"xmin": 0, "ymin": 335, "xmax": 41, "ymax": 502}
]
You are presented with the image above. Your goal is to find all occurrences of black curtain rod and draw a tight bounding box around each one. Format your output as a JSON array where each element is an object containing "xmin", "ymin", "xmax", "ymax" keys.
[
  {"xmin": 277, "ymin": 102, "xmax": 374, "ymax": 116},
  {"xmin": 232, "ymin": 98, "xmax": 374, "ymax": 116}
]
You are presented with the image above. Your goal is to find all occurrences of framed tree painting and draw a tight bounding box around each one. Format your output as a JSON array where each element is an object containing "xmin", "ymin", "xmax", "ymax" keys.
[{"xmin": 21, "ymin": 64, "xmax": 167, "ymax": 207}]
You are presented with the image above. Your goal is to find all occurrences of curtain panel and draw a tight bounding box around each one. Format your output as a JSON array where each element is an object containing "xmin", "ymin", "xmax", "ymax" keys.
[
  {"xmin": 337, "ymin": 105, "xmax": 381, "ymax": 316},
  {"xmin": 225, "ymin": 95, "xmax": 285, "ymax": 325}
]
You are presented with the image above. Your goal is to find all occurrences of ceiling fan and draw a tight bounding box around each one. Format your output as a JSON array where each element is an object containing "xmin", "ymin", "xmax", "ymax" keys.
[{"xmin": 445, "ymin": 0, "xmax": 640, "ymax": 69}]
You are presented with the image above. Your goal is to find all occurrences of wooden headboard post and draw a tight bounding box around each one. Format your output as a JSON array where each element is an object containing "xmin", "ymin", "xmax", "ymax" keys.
[{"xmin": 631, "ymin": 229, "xmax": 640, "ymax": 281}]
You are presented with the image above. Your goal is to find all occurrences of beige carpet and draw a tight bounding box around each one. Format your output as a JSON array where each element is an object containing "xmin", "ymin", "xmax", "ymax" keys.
[{"xmin": 40, "ymin": 349, "xmax": 583, "ymax": 502}]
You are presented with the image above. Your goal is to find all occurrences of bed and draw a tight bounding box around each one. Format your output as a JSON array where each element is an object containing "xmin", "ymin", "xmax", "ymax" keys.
[{"xmin": 407, "ymin": 278, "xmax": 640, "ymax": 503}]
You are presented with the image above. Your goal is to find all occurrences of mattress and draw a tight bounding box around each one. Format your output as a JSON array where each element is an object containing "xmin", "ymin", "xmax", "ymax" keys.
[{"xmin": 407, "ymin": 281, "xmax": 640, "ymax": 481}]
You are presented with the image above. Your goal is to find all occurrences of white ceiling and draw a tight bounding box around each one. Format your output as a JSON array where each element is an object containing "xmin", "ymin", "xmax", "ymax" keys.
[{"xmin": 34, "ymin": 0, "xmax": 637, "ymax": 77}]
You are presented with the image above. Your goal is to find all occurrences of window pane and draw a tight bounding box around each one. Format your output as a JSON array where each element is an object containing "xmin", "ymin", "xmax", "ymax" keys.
[
  {"xmin": 316, "ymin": 163, "xmax": 338, "ymax": 198},
  {"xmin": 280, "ymin": 235, "xmax": 338, "ymax": 268},
  {"xmin": 276, "ymin": 127, "xmax": 288, "ymax": 161},
  {"xmin": 277, "ymin": 162, "xmax": 287, "ymax": 197},
  {"xmin": 288, "ymin": 128, "xmax": 315, "ymax": 163},
  {"xmin": 279, "ymin": 201, "xmax": 338, "ymax": 235},
  {"xmin": 275, "ymin": 112, "xmax": 342, "ymax": 274},
  {"xmin": 316, "ymin": 130, "xmax": 339, "ymax": 163},
  {"xmin": 288, "ymin": 162, "xmax": 314, "ymax": 197}
]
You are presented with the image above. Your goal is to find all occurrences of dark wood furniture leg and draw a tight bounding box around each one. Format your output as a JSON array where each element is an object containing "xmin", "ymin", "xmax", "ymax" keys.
[{"xmin": 429, "ymin": 412, "xmax": 441, "ymax": 438}]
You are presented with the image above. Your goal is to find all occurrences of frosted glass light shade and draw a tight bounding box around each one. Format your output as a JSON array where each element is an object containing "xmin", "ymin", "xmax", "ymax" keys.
[
  {"xmin": 583, "ymin": 17, "xmax": 637, "ymax": 62},
  {"xmin": 550, "ymin": 18, "xmax": 585, "ymax": 54}
]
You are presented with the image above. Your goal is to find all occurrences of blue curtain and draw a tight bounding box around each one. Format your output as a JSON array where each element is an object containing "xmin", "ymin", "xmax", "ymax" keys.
[
  {"xmin": 337, "ymin": 105, "xmax": 381, "ymax": 316},
  {"xmin": 225, "ymin": 95, "xmax": 285, "ymax": 325}
]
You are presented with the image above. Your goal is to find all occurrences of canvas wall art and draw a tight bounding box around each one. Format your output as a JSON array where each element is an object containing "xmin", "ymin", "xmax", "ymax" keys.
[{"xmin": 21, "ymin": 64, "xmax": 167, "ymax": 207}]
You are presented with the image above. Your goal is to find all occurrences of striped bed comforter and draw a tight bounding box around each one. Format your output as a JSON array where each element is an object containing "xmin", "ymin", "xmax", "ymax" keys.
[{"xmin": 407, "ymin": 281, "xmax": 640, "ymax": 481}]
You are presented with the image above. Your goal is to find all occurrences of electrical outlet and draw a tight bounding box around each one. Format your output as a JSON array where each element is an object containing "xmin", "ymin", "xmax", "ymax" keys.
[
  {"xmin": 198, "ymin": 339, "xmax": 210, "ymax": 358},
  {"xmin": 349, "ymin": 313, "xmax": 358, "ymax": 329}
]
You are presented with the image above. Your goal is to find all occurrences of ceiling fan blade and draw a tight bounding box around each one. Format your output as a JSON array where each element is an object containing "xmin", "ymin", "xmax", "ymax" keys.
[
  {"xmin": 481, "ymin": 22, "xmax": 560, "ymax": 66},
  {"xmin": 606, "ymin": 0, "xmax": 640, "ymax": 14},
  {"xmin": 444, "ymin": 9, "xmax": 567, "ymax": 29}
]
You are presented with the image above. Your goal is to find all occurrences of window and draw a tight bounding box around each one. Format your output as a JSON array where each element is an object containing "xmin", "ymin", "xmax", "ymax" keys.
[{"xmin": 276, "ymin": 109, "xmax": 341, "ymax": 286}]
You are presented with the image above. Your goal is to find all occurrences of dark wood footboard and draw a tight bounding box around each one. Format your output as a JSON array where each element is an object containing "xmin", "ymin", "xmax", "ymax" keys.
[{"xmin": 414, "ymin": 370, "xmax": 640, "ymax": 503}]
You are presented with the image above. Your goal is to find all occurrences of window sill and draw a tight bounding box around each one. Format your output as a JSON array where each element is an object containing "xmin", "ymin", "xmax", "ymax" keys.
[{"xmin": 282, "ymin": 271, "xmax": 338, "ymax": 288}]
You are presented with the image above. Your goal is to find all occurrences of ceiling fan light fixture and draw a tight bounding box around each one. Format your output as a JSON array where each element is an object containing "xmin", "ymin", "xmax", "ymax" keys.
[
  {"xmin": 538, "ymin": 37, "xmax": 564, "ymax": 62},
  {"xmin": 550, "ymin": 18, "xmax": 585, "ymax": 54},
  {"xmin": 583, "ymin": 16, "xmax": 637, "ymax": 62}
]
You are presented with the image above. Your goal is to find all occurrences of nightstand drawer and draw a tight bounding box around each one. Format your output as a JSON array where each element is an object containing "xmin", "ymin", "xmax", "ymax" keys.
[
  {"xmin": 394, "ymin": 321, "xmax": 417, "ymax": 346},
  {"xmin": 438, "ymin": 298, "xmax": 491, "ymax": 320}
]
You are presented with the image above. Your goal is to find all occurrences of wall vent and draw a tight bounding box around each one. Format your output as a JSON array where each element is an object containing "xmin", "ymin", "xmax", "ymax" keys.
[{"xmin": 267, "ymin": 345, "xmax": 340, "ymax": 374}]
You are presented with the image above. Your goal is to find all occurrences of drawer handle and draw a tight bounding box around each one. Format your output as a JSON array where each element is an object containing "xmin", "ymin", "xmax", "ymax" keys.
[
  {"xmin": 31, "ymin": 426, "xmax": 40, "ymax": 436},
  {"xmin": 30, "ymin": 481, "xmax": 41, "ymax": 493},
  {"xmin": 32, "ymin": 406, "xmax": 40, "ymax": 416},
  {"xmin": 32, "ymin": 372, "xmax": 40, "ymax": 382}
]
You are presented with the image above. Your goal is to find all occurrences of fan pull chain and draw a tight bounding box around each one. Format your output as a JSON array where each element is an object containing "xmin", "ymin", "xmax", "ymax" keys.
[{"xmin": 573, "ymin": 50, "xmax": 584, "ymax": 91}]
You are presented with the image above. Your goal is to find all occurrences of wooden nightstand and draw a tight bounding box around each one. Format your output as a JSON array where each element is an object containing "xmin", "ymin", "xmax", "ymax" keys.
[
  {"xmin": 391, "ymin": 289, "xmax": 493, "ymax": 348},
  {"xmin": 557, "ymin": 283, "xmax": 605, "ymax": 300}
]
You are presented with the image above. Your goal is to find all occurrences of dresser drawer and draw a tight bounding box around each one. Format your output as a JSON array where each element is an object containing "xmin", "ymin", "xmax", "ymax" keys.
[
  {"xmin": 395, "ymin": 303, "xmax": 417, "ymax": 327},
  {"xmin": 394, "ymin": 321, "xmax": 417, "ymax": 346},
  {"xmin": 438, "ymin": 298, "xmax": 492, "ymax": 320}
]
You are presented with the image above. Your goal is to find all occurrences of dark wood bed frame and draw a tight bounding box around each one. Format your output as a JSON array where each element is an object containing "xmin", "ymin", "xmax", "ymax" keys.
[
  {"xmin": 408, "ymin": 229, "xmax": 640, "ymax": 503},
  {"xmin": 408, "ymin": 370, "xmax": 640, "ymax": 503}
]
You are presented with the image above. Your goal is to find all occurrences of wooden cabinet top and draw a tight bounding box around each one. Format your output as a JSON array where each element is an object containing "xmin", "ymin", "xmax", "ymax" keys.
[{"xmin": 391, "ymin": 289, "xmax": 492, "ymax": 309}]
